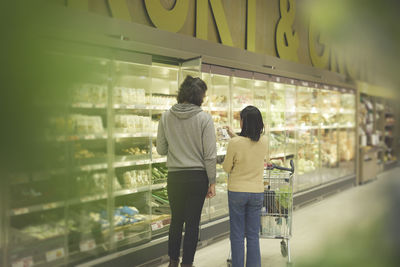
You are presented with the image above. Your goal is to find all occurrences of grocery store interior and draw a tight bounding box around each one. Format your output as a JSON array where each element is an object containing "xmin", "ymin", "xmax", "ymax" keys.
[{"xmin": 1, "ymin": 1, "xmax": 400, "ymax": 267}]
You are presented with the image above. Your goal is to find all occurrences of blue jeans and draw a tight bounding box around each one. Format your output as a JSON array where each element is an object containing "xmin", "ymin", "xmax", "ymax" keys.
[{"xmin": 228, "ymin": 191, "xmax": 263, "ymax": 267}]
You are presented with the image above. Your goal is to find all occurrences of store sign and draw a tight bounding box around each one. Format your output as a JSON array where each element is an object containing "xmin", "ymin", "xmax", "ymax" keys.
[{"xmin": 67, "ymin": 0, "xmax": 365, "ymax": 80}]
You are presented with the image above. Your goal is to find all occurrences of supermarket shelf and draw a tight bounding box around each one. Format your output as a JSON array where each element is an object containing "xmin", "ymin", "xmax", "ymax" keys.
[
  {"xmin": 114, "ymin": 159, "xmax": 151, "ymax": 168},
  {"xmin": 339, "ymin": 109, "xmax": 355, "ymax": 114},
  {"xmin": 113, "ymin": 104, "xmax": 171, "ymax": 110},
  {"xmin": 152, "ymin": 157, "xmax": 167, "ymax": 163},
  {"xmin": 270, "ymin": 126, "xmax": 296, "ymax": 131},
  {"xmin": 321, "ymin": 125, "xmax": 338, "ymax": 129},
  {"xmin": 115, "ymin": 132, "xmax": 156, "ymax": 138},
  {"xmin": 72, "ymin": 103, "xmax": 107, "ymax": 109},
  {"xmin": 11, "ymin": 184, "xmax": 167, "ymax": 216},
  {"xmin": 52, "ymin": 133, "xmax": 108, "ymax": 142},
  {"xmin": 298, "ymin": 125, "xmax": 319, "ymax": 130},
  {"xmin": 77, "ymin": 163, "xmax": 108, "ymax": 172},
  {"xmin": 320, "ymin": 108, "xmax": 339, "ymax": 114},
  {"xmin": 296, "ymin": 108, "xmax": 319, "ymax": 114}
]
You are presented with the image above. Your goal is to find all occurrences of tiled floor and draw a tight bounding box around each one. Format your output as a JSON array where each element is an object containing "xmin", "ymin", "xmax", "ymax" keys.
[{"xmin": 158, "ymin": 167, "xmax": 399, "ymax": 267}]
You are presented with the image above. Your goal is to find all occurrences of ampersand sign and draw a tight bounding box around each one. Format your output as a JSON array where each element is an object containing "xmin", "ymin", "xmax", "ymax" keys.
[{"xmin": 276, "ymin": 0, "xmax": 300, "ymax": 62}]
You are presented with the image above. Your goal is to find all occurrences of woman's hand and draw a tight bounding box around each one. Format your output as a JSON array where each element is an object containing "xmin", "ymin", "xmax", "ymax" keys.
[
  {"xmin": 224, "ymin": 126, "xmax": 237, "ymax": 138},
  {"xmin": 206, "ymin": 183, "xmax": 216, "ymax": 198}
]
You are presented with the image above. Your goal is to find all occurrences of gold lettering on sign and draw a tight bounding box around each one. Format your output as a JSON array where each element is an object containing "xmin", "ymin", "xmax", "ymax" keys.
[
  {"xmin": 144, "ymin": 0, "xmax": 189, "ymax": 33},
  {"xmin": 196, "ymin": 0, "xmax": 208, "ymax": 40},
  {"xmin": 330, "ymin": 46, "xmax": 346, "ymax": 75},
  {"xmin": 108, "ymin": 0, "xmax": 131, "ymax": 21},
  {"xmin": 275, "ymin": 0, "xmax": 299, "ymax": 62},
  {"xmin": 208, "ymin": 0, "xmax": 234, "ymax": 46},
  {"xmin": 309, "ymin": 20, "xmax": 329, "ymax": 69},
  {"xmin": 246, "ymin": 0, "xmax": 256, "ymax": 52}
]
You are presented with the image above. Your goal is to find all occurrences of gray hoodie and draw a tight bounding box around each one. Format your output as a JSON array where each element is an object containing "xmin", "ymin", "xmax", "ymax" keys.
[{"xmin": 156, "ymin": 103, "xmax": 217, "ymax": 184}]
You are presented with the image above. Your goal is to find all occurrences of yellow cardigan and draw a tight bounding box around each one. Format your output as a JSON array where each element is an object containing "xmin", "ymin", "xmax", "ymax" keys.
[{"xmin": 222, "ymin": 135, "xmax": 269, "ymax": 193}]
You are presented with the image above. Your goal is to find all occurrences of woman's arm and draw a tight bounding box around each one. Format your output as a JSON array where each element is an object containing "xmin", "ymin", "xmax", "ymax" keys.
[
  {"xmin": 222, "ymin": 140, "xmax": 235, "ymax": 173},
  {"xmin": 156, "ymin": 117, "xmax": 168, "ymax": 155},
  {"xmin": 203, "ymin": 116, "xmax": 217, "ymax": 185}
]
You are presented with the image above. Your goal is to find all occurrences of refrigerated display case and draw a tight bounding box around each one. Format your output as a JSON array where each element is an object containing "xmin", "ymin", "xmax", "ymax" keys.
[{"xmin": 3, "ymin": 42, "xmax": 358, "ymax": 266}]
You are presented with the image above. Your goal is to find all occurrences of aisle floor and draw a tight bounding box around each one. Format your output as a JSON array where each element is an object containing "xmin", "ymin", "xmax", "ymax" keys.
[{"xmin": 158, "ymin": 167, "xmax": 399, "ymax": 267}]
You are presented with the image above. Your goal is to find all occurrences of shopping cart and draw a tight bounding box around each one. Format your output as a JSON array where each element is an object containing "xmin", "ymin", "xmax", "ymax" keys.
[{"xmin": 227, "ymin": 160, "xmax": 295, "ymax": 266}]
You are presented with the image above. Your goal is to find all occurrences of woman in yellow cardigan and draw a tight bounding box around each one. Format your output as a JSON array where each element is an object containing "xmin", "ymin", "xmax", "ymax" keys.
[{"xmin": 223, "ymin": 106, "xmax": 268, "ymax": 267}]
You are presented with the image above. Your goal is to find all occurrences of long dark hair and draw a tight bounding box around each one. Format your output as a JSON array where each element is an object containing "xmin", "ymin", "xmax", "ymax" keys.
[
  {"xmin": 177, "ymin": 75, "xmax": 207, "ymax": 106},
  {"xmin": 239, "ymin": 106, "xmax": 264, "ymax": 141}
]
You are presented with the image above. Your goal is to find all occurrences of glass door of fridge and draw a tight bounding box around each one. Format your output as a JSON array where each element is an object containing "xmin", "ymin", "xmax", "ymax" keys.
[
  {"xmin": 296, "ymin": 84, "xmax": 321, "ymax": 191},
  {"xmin": 269, "ymin": 81, "xmax": 287, "ymax": 165},
  {"xmin": 5, "ymin": 44, "xmax": 114, "ymax": 267},
  {"xmin": 207, "ymin": 66, "xmax": 231, "ymax": 220},
  {"xmin": 150, "ymin": 62, "xmax": 179, "ymax": 237},
  {"xmin": 319, "ymin": 87, "xmax": 340, "ymax": 183},
  {"xmin": 269, "ymin": 80, "xmax": 296, "ymax": 174},
  {"xmin": 110, "ymin": 52, "xmax": 153, "ymax": 250},
  {"xmin": 338, "ymin": 90, "xmax": 356, "ymax": 177},
  {"xmin": 231, "ymin": 70, "xmax": 254, "ymax": 131}
]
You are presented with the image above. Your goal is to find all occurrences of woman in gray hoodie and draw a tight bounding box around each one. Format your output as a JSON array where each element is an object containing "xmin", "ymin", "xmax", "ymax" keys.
[{"xmin": 157, "ymin": 75, "xmax": 217, "ymax": 267}]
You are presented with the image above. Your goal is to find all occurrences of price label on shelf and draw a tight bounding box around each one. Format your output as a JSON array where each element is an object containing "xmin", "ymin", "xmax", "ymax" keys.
[
  {"xmin": 151, "ymin": 221, "xmax": 163, "ymax": 231},
  {"xmin": 13, "ymin": 208, "xmax": 29, "ymax": 215},
  {"xmin": 79, "ymin": 239, "xmax": 96, "ymax": 252},
  {"xmin": 114, "ymin": 231, "xmax": 125, "ymax": 242},
  {"xmin": 46, "ymin": 248, "xmax": 65, "ymax": 262},
  {"xmin": 12, "ymin": 256, "xmax": 34, "ymax": 267}
]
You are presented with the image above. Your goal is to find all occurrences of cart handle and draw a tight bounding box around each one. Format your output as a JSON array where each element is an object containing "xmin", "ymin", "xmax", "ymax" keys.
[{"xmin": 269, "ymin": 159, "xmax": 295, "ymax": 174}]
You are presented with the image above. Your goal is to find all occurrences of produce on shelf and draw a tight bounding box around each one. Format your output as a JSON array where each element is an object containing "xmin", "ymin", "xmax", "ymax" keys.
[
  {"xmin": 270, "ymin": 132, "xmax": 285, "ymax": 155},
  {"xmin": 339, "ymin": 131, "xmax": 355, "ymax": 161},
  {"xmin": 74, "ymin": 143, "xmax": 96, "ymax": 159},
  {"xmin": 270, "ymin": 90, "xmax": 284, "ymax": 109},
  {"xmin": 121, "ymin": 147, "xmax": 148, "ymax": 156},
  {"xmin": 49, "ymin": 114, "xmax": 104, "ymax": 135},
  {"xmin": 232, "ymin": 94, "xmax": 251, "ymax": 108},
  {"xmin": 254, "ymin": 98, "xmax": 267, "ymax": 108},
  {"xmin": 115, "ymin": 115, "xmax": 154, "ymax": 133},
  {"xmin": 297, "ymin": 158, "xmax": 316, "ymax": 174},
  {"xmin": 19, "ymin": 219, "xmax": 74, "ymax": 240},
  {"xmin": 340, "ymin": 93, "xmax": 355, "ymax": 109},
  {"xmin": 121, "ymin": 170, "xmax": 150, "ymax": 188},
  {"xmin": 208, "ymin": 95, "xmax": 227, "ymax": 106},
  {"xmin": 152, "ymin": 165, "xmax": 168, "ymax": 183},
  {"xmin": 73, "ymin": 114, "xmax": 104, "ymax": 134},
  {"xmin": 150, "ymin": 95, "xmax": 176, "ymax": 106},
  {"xmin": 321, "ymin": 113, "xmax": 337, "ymax": 126},
  {"xmin": 270, "ymin": 112, "xmax": 285, "ymax": 128},
  {"xmin": 320, "ymin": 91, "xmax": 340, "ymax": 109},
  {"xmin": 91, "ymin": 206, "xmax": 147, "ymax": 230},
  {"xmin": 72, "ymin": 83, "xmax": 107, "ymax": 104},
  {"xmin": 76, "ymin": 172, "xmax": 108, "ymax": 193},
  {"xmin": 321, "ymin": 142, "xmax": 338, "ymax": 167},
  {"xmin": 296, "ymin": 92, "xmax": 313, "ymax": 109},
  {"xmin": 152, "ymin": 189, "xmax": 170, "ymax": 215},
  {"xmin": 114, "ymin": 87, "xmax": 146, "ymax": 105}
]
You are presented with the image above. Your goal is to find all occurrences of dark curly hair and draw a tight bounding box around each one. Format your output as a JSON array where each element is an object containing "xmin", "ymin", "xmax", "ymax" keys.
[
  {"xmin": 177, "ymin": 75, "xmax": 207, "ymax": 106},
  {"xmin": 239, "ymin": 105, "xmax": 265, "ymax": 142}
]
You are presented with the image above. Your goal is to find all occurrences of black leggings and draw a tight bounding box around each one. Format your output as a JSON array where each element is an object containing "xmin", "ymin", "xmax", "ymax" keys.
[{"xmin": 167, "ymin": 170, "xmax": 208, "ymax": 264}]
